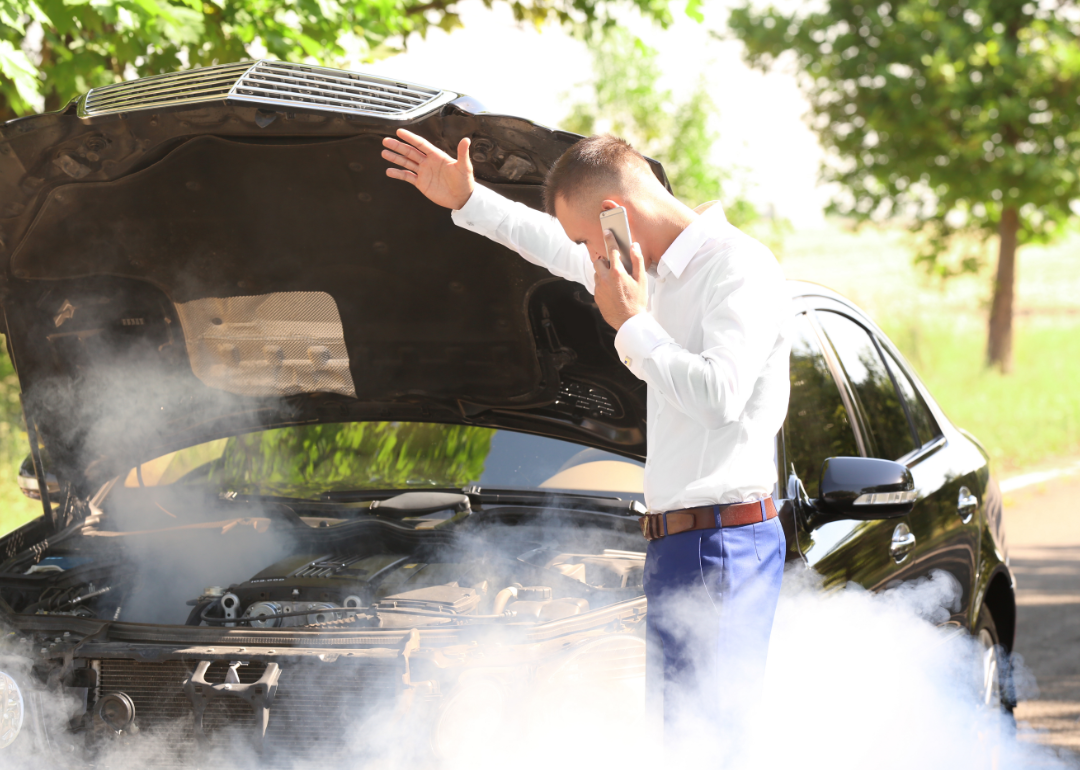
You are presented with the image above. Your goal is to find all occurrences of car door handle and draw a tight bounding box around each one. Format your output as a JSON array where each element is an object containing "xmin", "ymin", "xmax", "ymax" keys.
[
  {"xmin": 889, "ymin": 523, "xmax": 916, "ymax": 562},
  {"xmin": 957, "ymin": 486, "xmax": 978, "ymax": 523}
]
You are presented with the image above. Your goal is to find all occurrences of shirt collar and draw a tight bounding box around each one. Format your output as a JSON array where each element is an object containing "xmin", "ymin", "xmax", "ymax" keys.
[{"xmin": 656, "ymin": 203, "xmax": 728, "ymax": 280}]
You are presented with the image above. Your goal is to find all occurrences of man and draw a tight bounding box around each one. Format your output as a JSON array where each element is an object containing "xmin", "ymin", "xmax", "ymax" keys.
[{"xmin": 382, "ymin": 130, "xmax": 790, "ymax": 751}]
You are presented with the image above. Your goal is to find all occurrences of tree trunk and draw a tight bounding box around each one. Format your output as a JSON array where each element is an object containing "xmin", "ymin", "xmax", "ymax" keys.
[{"xmin": 987, "ymin": 206, "xmax": 1019, "ymax": 373}]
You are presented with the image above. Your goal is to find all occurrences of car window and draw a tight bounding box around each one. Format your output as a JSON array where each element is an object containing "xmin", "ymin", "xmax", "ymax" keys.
[
  {"xmin": 122, "ymin": 422, "xmax": 645, "ymax": 499},
  {"xmin": 877, "ymin": 343, "xmax": 941, "ymax": 446},
  {"xmin": 817, "ymin": 311, "xmax": 918, "ymax": 461},
  {"xmin": 785, "ymin": 314, "xmax": 861, "ymax": 499}
]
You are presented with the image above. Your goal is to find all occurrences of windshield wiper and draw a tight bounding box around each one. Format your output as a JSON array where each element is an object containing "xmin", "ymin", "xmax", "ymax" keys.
[{"xmin": 316, "ymin": 486, "xmax": 646, "ymax": 517}]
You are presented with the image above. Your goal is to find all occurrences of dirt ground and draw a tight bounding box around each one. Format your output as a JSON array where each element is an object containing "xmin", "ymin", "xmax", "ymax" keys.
[{"xmin": 1004, "ymin": 472, "xmax": 1080, "ymax": 755}]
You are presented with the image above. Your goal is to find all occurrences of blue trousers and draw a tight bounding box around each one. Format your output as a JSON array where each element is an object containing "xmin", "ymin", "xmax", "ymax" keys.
[{"xmin": 643, "ymin": 503, "xmax": 786, "ymax": 752}]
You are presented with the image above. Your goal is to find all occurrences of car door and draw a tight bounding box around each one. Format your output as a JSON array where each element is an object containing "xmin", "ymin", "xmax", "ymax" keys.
[
  {"xmin": 781, "ymin": 310, "xmax": 914, "ymax": 591},
  {"xmin": 814, "ymin": 307, "xmax": 978, "ymax": 623},
  {"xmin": 874, "ymin": 334, "xmax": 982, "ymax": 625}
]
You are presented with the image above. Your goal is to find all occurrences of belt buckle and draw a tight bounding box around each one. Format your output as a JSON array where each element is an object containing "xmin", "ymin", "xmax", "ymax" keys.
[{"xmin": 639, "ymin": 514, "xmax": 663, "ymax": 541}]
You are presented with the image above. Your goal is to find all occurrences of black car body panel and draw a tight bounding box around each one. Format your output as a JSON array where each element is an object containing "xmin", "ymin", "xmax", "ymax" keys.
[
  {"xmin": 782, "ymin": 285, "xmax": 1013, "ymax": 642},
  {"xmin": 0, "ymin": 61, "xmax": 1014, "ymax": 764}
]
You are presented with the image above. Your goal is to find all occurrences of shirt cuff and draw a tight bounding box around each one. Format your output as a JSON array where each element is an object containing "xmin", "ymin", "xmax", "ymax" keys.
[
  {"xmin": 450, "ymin": 183, "xmax": 506, "ymax": 234},
  {"xmin": 614, "ymin": 312, "xmax": 672, "ymax": 379}
]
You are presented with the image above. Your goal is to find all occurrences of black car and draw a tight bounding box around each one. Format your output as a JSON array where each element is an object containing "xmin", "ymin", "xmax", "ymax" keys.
[{"xmin": 0, "ymin": 60, "xmax": 1014, "ymax": 765}]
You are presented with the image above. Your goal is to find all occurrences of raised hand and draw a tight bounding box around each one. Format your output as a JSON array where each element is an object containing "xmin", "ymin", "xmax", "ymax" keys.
[{"xmin": 382, "ymin": 129, "xmax": 475, "ymax": 210}]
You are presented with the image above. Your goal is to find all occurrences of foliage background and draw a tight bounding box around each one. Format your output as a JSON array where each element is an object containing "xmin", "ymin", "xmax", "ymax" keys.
[
  {"xmin": 206, "ymin": 422, "xmax": 494, "ymax": 498},
  {"xmin": 1, "ymin": 1, "xmax": 1077, "ymax": 538},
  {"xmin": 0, "ymin": 0, "xmax": 680, "ymax": 122},
  {"xmin": 0, "ymin": 346, "xmax": 35, "ymax": 537},
  {"xmin": 561, "ymin": 26, "xmax": 789, "ymax": 250},
  {"xmin": 727, "ymin": 0, "xmax": 1080, "ymax": 371},
  {"xmin": 562, "ymin": 27, "xmax": 754, "ymax": 221}
]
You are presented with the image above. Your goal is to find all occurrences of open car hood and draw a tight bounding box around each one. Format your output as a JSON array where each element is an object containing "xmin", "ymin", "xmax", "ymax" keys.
[{"xmin": 0, "ymin": 61, "xmax": 662, "ymax": 495}]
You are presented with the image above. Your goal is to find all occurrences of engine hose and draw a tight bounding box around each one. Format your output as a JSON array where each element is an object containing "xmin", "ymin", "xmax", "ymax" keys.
[
  {"xmin": 186, "ymin": 599, "xmax": 217, "ymax": 626},
  {"xmin": 55, "ymin": 585, "xmax": 111, "ymax": 610},
  {"xmin": 24, "ymin": 584, "xmax": 89, "ymax": 614}
]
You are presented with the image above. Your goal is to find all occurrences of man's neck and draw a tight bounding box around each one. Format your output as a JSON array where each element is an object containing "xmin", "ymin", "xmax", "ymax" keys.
[{"xmin": 640, "ymin": 198, "xmax": 698, "ymax": 270}]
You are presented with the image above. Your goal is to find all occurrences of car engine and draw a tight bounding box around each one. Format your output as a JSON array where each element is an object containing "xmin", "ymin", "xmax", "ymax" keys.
[{"xmin": 191, "ymin": 545, "xmax": 645, "ymax": 629}]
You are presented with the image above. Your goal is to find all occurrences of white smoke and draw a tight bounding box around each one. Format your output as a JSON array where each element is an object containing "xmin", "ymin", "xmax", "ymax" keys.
[
  {"xmin": 406, "ymin": 567, "xmax": 1076, "ymax": 770},
  {"xmin": 751, "ymin": 568, "xmax": 1064, "ymax": 770},
  {"xmin": 3, "ymin": 561, "xmax": 1075, "ymax": 769}
]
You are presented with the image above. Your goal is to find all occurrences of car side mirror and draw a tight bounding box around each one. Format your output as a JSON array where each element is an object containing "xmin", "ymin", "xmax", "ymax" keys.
[{"xmin": 806, "ymin": 456, "xmax": 916, "ymax": 528}]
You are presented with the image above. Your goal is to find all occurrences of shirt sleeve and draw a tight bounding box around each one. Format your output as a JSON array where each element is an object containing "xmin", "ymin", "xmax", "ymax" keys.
[
  {"xmin": 613, "ymin": 244, "xmax": 788, "ymax": 430},
  {"xmin": 452, "ymin": 183, "xmax": 595, "ymax": 293}
]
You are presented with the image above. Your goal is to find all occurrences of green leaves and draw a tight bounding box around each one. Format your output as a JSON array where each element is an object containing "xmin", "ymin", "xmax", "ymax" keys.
[
  {"xmin": 205, "ymin": 422, "xmax": 495, "ymax": 498},
  {"xmin": 563, "ymin": 26, "xmax": 758, "ymax": 225},
  {"xmin": 729, "ymin": 0, "xmax": 1080, "ymax": 368},
  {"xmin": 0, "ymin": 0, "xmax": 685, "ymax": 123},
  {"xmin": 728, "ymin": 0, "xmax": 1080, "ymax": 256},
  {"xmin": 0, "ymin": 40, "xmax": 39, "ymax": 111}
]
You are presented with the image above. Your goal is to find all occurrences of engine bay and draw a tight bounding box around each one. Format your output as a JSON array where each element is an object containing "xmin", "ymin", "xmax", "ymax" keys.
[
  {"xmin": 0, "ymin": 489, "xmax": 647, "ymax": 631},
  {"xmin": 0, "ymin": 490, "xmax": 650, "ymax": 768},
  {"xmin": 197, "ymin": 545, "xmax": 645, "ymax": 629}
]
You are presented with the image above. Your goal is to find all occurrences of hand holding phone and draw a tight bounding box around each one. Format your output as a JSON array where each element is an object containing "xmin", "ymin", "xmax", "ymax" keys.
[{"xmin": 599, "ymin": 207, "xmax": 635, "ymax": 274}]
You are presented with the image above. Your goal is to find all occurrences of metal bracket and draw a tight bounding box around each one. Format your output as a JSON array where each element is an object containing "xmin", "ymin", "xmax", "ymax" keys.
[
  {"xmin": 394, "ymin": 628, "xmax": 438, "ymax": 715},
  {"xmin": 182, "ymin": 661, "xmax": 281, "ymax": 752}
]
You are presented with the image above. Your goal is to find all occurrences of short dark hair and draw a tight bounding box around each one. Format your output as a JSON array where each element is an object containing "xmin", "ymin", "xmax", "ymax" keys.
[{"xmin": 543, "ymin": 134, "xmax": 652, "ymax": 217}]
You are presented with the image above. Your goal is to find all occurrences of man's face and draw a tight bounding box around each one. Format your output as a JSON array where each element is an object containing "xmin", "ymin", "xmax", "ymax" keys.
[{"xmin": 553, "ymin": 195, "xmax": 627, "ymax": 266}]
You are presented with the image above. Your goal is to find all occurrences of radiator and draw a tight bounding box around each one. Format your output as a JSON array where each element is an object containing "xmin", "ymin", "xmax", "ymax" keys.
[{"xmin": 96, "ymin": 657, "xmax": 403, "ymax": 765}]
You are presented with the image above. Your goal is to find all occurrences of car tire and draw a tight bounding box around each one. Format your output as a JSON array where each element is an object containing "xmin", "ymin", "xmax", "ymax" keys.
[{"xmin": 974, "ymin": 606, "xmax": 1015, "ymax": 713}]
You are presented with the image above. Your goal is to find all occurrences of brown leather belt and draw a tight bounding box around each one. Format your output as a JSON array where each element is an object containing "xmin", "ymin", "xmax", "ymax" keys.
[{"xmin": 639, "ymin": 498, "xmax": 778, "ymax": 541}]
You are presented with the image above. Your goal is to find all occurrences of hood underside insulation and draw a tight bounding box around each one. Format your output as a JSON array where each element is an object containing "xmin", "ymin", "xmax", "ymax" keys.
[{"xmin": 175, "ymin": 291, "xmax": 357, "ymax": 398}]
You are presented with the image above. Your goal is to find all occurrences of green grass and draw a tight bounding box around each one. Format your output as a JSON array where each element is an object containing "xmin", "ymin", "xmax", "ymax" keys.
[{"xmin": 883, "ymin": 318, "xmax": 1080, "ymax": 472}]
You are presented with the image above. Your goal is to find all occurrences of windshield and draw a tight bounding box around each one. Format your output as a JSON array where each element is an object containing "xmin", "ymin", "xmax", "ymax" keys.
[{"xmin": 122, "ymin": 422, "xmax": 644, "ymax": 500}]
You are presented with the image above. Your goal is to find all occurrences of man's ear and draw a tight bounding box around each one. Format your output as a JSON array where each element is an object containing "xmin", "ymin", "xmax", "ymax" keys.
[{"xmin": 600, "ymin": 199, "xmax": 621, "ymax": 211}]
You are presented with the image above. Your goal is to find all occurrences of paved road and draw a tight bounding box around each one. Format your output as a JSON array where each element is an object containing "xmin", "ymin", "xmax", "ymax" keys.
[{"xmin": 1006, "ymin": 472, "xmax": 1080, "ymax": 754}]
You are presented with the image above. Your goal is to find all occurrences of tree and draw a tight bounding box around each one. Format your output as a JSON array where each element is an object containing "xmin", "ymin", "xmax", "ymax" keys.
[
  {"xmin": 0, "ymin": 0, "xmax": 682, "ymax": 124},
  {"xmin": 728, "ymin": 0, "xmax": 1080, "ymax": 371},
  {"xmin": 563, "ymin": 26, "xmax": 760, "ymax": 225}
]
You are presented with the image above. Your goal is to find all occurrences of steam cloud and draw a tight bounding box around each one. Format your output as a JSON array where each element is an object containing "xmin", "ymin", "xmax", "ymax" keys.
[{"xmin": 4, "ymin": 564, "xmax": 1076, "ymax": 769}]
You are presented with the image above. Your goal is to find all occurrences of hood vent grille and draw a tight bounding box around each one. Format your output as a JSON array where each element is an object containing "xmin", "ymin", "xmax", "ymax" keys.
[
  {"xmin": 80, "ymin": 60, "xmax": 452, "ymax": 119},
  {"xmin": 82, "ymin": 62, "xmax": 253, "ymax": 116},
  {"xmin": 231, "ymin": 60, "xmax": 443, "ymax": 116}
]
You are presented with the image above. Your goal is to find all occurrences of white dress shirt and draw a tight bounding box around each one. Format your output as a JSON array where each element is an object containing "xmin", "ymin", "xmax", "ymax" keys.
[{"xmin": 452, "ymin": 184, "xmax": 791, "ymax": 512}]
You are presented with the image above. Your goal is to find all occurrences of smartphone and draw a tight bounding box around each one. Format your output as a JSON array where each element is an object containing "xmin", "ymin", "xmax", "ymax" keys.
[{"xmin": 599, "ymin": 207, "xmax": 635, "ymax": 274}]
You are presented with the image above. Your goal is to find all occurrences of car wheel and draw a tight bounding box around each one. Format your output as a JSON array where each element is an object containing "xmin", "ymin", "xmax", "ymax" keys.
[{"xmin": 974, "ymin": 607, "xmax": 1014, "ymax": 713}]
